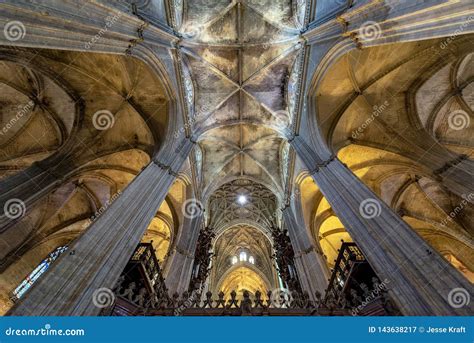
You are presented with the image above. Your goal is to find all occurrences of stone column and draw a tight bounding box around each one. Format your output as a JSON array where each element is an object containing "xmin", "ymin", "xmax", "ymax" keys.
[
  {"xmin": 0, "ymin": 0, "xmax": 181, "ymax": 264},
  {"xmin": 304, "ymin": 0, "xmax": 474, "ymax": 45},
  {"xmin": 392, "ymin": 138, "xmax": 474, "ymax": 201},
  {"xmin": 0, "ymin": 153, "xmax": 75, "ymax": 226},
  {"xmin": 0, "ymin": 151, "xmax": 85, "ymax": 267},
  {"xmin": 291, "ymin": 137, "xmax": 472, "ymax": 315},
  {"xmin": 434, "ymin": 158, "xmax": 474, "ymax": 201},
  {"xmin": 282, "ymin": 205, "xmax": 329, "ymax": 299},
  {"xmin": 163, "ymin": 187, "xmax": 203, "ymax": 295},
  {"xmin": 375, "ymin": 127, "xmax": 474, "ymax": 201},
  {"xmin": 0, "ymin": 0, "xmax": 177, "ymax": 52},
  {"xmin": 7, "ymin": 140, "xmax": 194, "ymax": 316}
]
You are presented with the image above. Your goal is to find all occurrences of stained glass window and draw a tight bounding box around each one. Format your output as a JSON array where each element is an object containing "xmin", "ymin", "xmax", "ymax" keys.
[{"xmin": 11, "ymin": 246, "xmax": 68, "ymax": 301}]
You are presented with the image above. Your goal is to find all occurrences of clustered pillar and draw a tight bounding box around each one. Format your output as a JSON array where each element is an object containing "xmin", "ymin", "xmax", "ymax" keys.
[
  {"xmin": 163, "ymin": 185, "xmax": 204, "ymax": 295},
  {"xmin": 292, "ymin": 134, "xmax": 472, "ymax": 315},
  {"xmin": 8, "ymin": 140, "xmax": 194, "ymax": 316},
  {"xmin": 281, "ymin": 206, "xmax": 329, "ymax": 299}
]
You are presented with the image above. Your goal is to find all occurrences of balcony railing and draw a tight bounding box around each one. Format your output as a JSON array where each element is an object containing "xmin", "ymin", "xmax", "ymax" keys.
[
  {"xmin": 325, "ymin": 241, "xmax": 367, "ymax": 303},
  {"xmin": 105, "ymin": 241, "xmax": 399, "ymax": 316},
  {"xmin": 110, "ymin": 288, "xmax": 350, "ymax": 316},
  {"xmin": 324, "ymin": 241, "xmax": 400, "ymax": 315},
  {"xmin": 129, "ymin": 242, "xmax": 165, "ymax": 291},
  {"xmin": 102, "ymin": 242, "xmax": 169, "ymax": 316}
]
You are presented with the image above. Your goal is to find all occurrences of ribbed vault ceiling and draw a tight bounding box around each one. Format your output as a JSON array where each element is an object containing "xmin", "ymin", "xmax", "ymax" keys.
[
  {"xmin": 0, "ymin": 0, "xmax": 473, "ymax": 311},
  {"xmin": 180, "ymin": 0, "xmax": 303, "ymax": 203},
  {"xmin": 177, "ymin": 0, "xmax": 306, "ymax": 292}
]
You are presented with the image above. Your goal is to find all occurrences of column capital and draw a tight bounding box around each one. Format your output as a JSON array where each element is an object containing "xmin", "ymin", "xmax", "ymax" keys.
[
  {"xmin": 308, "ymin": 158, "xmax": 473, "ymax": 315},
  {"xmin": 171, "ymin": 246, "xmax": 194, "ymax": 259},
  {"xmin": 0, "ymin": 0, "xmax": 178, "ymax": 53},
  {"xmin": 294, "ymin": 244, "xmax": 320, "ymax": 258},
  {"xmin": 8, "ymin": 157, "xmax": 187, "ymax": 315},
  {"xmin": 152, "ymin": 159, "xmax": 179, "ymax": 177},
  {"xmin": 433, "ymin": 154, "xmax": 469, "ymax": 176},
  {"xmin": 308, "ymin": 154, "xmax": 337, "ymax": 175},
  {"xmin": 304, "ymin": 1, "xmax": 474, "ymax": 47}
]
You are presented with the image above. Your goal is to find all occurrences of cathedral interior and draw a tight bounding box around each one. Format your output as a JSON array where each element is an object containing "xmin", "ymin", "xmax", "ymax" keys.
[{"xmin": 0, "ymin": 0, "xmax": 473, "ymax": 316}]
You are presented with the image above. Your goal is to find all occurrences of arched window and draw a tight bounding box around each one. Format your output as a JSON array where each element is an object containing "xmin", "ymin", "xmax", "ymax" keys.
[
  {"xmin": 231, "ymin": 256, "xmax": 238, "ymax": 265},
  {"xmin": 249, "ymin": 256, "xmax": 255, "ymax": 264},
  {"xmin": 239, "ymin": 251, "xmax": 247, "ymax": 262},
  {"xmin": 11, "ymin": 246, "xmax": 68, "ymax": 301}
]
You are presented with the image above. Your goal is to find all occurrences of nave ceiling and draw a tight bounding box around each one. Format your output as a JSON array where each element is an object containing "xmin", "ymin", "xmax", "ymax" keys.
[
  {"xmin": 0, "ymin": 0, "xmax": 473, "ymax": 313},
  {"xmin": 175, "ymin": 0, "xmax": 307, "ymax": 293}
]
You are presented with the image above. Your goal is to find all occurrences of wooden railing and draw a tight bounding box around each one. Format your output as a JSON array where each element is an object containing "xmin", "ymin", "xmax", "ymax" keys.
[
  {"xmin": 102, "ymin": 242, "xmax": 169, "ymax": 316},
  {"xmin": 110, "ymin": 288, "xmax": 350, "ymax": 316},
  {"xmin": 324, "ymin": 241, "xmax": 400, "ymax": 315},
  {"xmin": 108, "ymin": 243, "xmax": 349, "ymax": 316},
  {"xmin": 129, "ymin": 242, "xmax": 165, "ymax": 291},
  {"xmin": 104, "ymin": 241, "xmax": 399, "ymax": 316},
  {"xmin": 325, "ymin": 242, "xmax": 366, "ymax": 303}
]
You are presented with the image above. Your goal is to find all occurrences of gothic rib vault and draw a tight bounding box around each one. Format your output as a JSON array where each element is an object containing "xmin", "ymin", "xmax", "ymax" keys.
[
  {"xmin": 177, "ymin": 0, "xmax": 302, "ymax": 300},
  {"xmin": 0, "ymin": 0, "xmax": 472, "ymax": 316}
]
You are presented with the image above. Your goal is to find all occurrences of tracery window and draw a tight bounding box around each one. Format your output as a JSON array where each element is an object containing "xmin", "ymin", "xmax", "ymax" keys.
[{"xmin": 11, "ymin": 246, "xmax": 68, "ymax": 301}]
